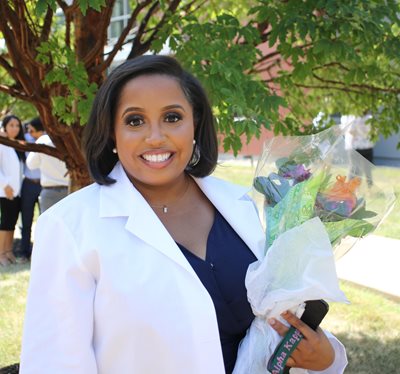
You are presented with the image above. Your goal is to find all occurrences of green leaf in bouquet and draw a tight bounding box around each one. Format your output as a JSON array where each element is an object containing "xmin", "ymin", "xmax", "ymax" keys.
[
  {"xmin": 265, "ymin": 171, "xmax": 326, "ymax": 249},
  {"xmin": 324, "ymin": 219, "xmax": 375, "ymax": 246},
  {"xmin": 253, "ymin": 174, "xmax": 292, "ymax": 206},
  {"xmin": 275, "ymin": 157, "xmax": 290, "ymax": 169},
  {"xmin": 287, "ymin": 146, "xmax": 323, "ymax": 167},
  {"xmin": 314, "ymin": 207, "xmax": 347, "ymax": 222},
  {"xmin": 349, "ymin": 202, "xmax": 378, "ymax": 220}
]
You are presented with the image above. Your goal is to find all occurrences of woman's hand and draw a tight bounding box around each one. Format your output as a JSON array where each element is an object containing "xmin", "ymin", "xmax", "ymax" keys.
[
  {"xmin": 4, "ymin": 185, "xmax": 14, "ymax": 199},
  {"xmin": 269, "ymin": 311, "xmax": 335, "ymax": 371}
]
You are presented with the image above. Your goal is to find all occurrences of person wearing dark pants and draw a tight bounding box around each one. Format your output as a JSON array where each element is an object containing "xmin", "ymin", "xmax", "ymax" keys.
[
  {"xmin": 17, "ymin": 118, "xmax": 45, "ymax": 262},
  {"xmin": 342, "ymin": 113, "xmax": 375, "ymax": 187},
  {"xmin": 19, "ymin": 177, "xmax": 41, "ymax": 260}
]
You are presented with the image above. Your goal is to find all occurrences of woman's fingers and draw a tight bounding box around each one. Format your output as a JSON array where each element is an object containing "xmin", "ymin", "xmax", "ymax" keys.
[
  {"xmin": 268, "ymin": 317, "xmax": 289, "ymax": 336},
  {"xmin": 268, "ymin": 311, "xmax": 335, "ymax": 370},
  {"xmin": 280, "ymin": 311, "xmax": 317, "ymax": 340},
  {"xmin": 268, "ymin": 311, "xmax": 315, "ymax": 339}
]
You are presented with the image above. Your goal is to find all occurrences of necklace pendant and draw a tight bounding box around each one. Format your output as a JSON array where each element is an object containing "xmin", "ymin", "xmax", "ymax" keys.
[{"xmin": 163, "ymin": 206, "xmax": 168, "ymax": 214}]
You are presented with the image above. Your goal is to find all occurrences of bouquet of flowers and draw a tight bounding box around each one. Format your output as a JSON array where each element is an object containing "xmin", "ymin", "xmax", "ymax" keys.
[{"xmin": 233, "ymin": 126, "xmax": 395, "ymax": 374}]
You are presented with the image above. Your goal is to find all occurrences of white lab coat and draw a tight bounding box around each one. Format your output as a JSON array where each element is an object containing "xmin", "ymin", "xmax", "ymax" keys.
[
  {"xmin": 20, "ymin": 162, "xmax": 265, "ymax": 374},
  {"xmin": 21, "ymin": 163, "xmax": 347, "ymax": 373},
  {"xmin": 0, "ymin": 143, "xmax": 23, "ymax": 198}
]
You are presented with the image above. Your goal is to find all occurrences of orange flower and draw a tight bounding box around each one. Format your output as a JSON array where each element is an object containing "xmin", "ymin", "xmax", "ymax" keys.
[{"xmin": 323, "ymin": 175, "xmax": 361, "ymax": 208}]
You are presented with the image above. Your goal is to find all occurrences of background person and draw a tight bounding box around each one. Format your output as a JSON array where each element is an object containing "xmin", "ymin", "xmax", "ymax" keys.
[
  {"xmin": 341, "ymin": 113, "xmax": 374, "ymax": 186},
  {"xmin": 26, "ymin": 132, "xmax": 69, "ymax": 212},
  {"xmin": 21, "ymin": 55, "xmax": 345, "ymax": 373},
  {"xmin": 0, "ymin": 115, "xmax": 25, "ymax": 266},
  {"xmin": 17, "ymin": 118, "xmax": 45, "ymax": 262}
]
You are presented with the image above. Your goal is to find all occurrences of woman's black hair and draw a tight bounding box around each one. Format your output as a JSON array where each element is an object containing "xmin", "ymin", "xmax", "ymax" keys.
[
  {"xmin": 83, "ymin": 54, "xmax": 218, "ymax": 185},
  {"xmin": 2, "ymin": 114, "xmax": 26, "ymax": 162}
]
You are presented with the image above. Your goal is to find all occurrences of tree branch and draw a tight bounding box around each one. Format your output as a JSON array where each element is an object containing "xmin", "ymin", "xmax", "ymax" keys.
[
  {"xmin": 312, "ymin": 62, "xmax": 351, "ymax": 72},
  {"xmin": 293, "ymin": 83, "xmax": 365, "ymax": 95},
  {"xmin": 0, "ymin": 137, "xmax": 63, "ymax": 159},
  {"xmin": 0, "ymin": 54, "xmax": 20, "ymax": 83},
  {"xmin": 16, "ymin": 1, "xmax": 41, "ymax": 68},
  {"xmin": 312, "ymin": 73, "xmax": 400, "ymax": 94},
  {"xmin": 127, "ymin": 1, "xmax": 160, "ymax": 59},
  {"xmin": 97, "ymin": 0, "xmax": 154, "ymax": 73},
  {"xmin": 0, "ymin": 3, "xmax": 36, "ymax": 95},
  {"xmin": 60, "ymin": 1, "xmax": 83, "ymax": 49},
  {"xmin": 129, "ymin": 0, "xmax": 184, "ymax": 59},
  {"xmin": 0, "ymin": 84, "xmax": 31, "ymax": 101},
  {"xmin": 56, "ymin": 0, "xmax": 70, "ymax": 10},
  {"xmin": 39, "ymin": 6, "xmax": 54, "ymax": 43},
  {"xmin": 81, "ymin": 0, "xmax": 116, "ymax": 69},
  {"xmin": 251, "ymin": 57, "xmax": 283, "ymax": 75}
]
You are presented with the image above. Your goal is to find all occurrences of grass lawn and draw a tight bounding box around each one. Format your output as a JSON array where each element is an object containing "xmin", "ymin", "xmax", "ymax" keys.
[
  {"xmin": 0, "ymin": 263, "xmax": 30, "ymax": 368},
  {"xmin": 0, "ymin": 161, "xmax": 399, "ymax": 371}
]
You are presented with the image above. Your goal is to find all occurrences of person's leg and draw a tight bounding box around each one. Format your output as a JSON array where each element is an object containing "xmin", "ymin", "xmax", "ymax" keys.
[
  {"xmin": 356, "ymin": 148, "xmax": 374, "ymax": 186},
  {"xmin": 348, "ymin": 150, "xmax": 361, "ymax": 179},
  {"xmin": 0, "ymin": 230, "xmax": 11, "ymax": 266},
  {"xmin": 0, "ymin": 197, "xmax": 20, "ymax": 265},
  {"xmin": 0, "ymin": 198, "xmax": 9, "ymax": 265},
  {"xmin": 4, "ymin": 230, "xmax": 16, "ymax": 263},
  {"xmin": 20, "ymin": 179, "xmax": 41, "ymax": 259}
]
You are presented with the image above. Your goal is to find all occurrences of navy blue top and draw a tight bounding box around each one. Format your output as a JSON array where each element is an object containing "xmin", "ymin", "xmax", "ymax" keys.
[{"xmin": 176, "ymin": 209, "xmax": 257, "ymax": 373}]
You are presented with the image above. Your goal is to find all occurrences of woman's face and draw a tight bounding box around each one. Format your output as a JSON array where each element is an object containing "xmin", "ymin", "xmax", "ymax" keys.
[
  {"xmin": 114, "ymin": 74, "xmax": 195, "ymax": 188},
  {"xmin": 4, "ymin": 118, "xmax": 21, "ymax": 139}
]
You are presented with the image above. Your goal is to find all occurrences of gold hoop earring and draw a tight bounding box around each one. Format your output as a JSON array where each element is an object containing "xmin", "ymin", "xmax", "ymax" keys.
[{"xmin": 187, "ymin": 143, "xmax": 200, "ymax": 168}]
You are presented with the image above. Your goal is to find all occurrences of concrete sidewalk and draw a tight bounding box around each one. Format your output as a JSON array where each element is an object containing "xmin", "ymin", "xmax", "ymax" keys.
[{"xmin": 335, "ymin": 235, "xmax": 400, "ymax": 300}]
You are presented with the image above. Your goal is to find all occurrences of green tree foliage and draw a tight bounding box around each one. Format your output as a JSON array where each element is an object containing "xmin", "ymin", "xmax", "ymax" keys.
[
  {"xmin": 0, "ymin": 0, "xmax": 399, "ymax": 187},
  {"xmin": 249, "ymin": 0, "xmax": 400, "ymax": 141}
]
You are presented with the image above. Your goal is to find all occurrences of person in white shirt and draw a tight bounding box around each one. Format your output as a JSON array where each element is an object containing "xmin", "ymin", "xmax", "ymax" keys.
[
  {"xmin": 0, "ymin": 115, "xmax": 25, "ymax": 266},
  {"xmin": 341, "ymin": 113, "xmax": 374, "ymax": 186},
  {"xmin": 26, "ymin": 133, "xmax": 69, "ymax": 212},
  {"xmin": 18, "ymin": 118, "xmax": 45, "ymax": 262}
]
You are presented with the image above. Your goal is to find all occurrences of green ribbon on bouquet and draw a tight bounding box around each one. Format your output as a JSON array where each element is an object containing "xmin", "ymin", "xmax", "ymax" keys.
[{"xmin": 264, "ymin": 171, "xmax": 374, "ymax": 252}]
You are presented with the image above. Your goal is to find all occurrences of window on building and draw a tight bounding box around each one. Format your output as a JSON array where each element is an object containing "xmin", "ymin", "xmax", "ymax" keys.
[{"xmin": 108, "ymin": 0, "xmax": 131, "ymax": 42}]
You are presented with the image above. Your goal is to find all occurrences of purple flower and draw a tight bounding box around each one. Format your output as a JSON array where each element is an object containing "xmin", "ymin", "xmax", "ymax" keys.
[{"xmin": 282, "ymin": 164, "xmax": 312, "ymax": 182}]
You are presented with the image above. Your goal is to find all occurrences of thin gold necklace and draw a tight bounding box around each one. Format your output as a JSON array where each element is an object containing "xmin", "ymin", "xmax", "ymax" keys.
[{"xmin": 149, "ymin": 179, "xmax": 191, "ymax": 214}]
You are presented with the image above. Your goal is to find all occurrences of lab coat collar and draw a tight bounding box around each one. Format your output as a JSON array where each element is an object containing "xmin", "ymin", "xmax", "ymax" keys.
[
  {"xmin": 99, "ymin": 163, "xmax": 265, "ymax": 277},
  {"xmin": 194, "ymin": 176, "xmax": 265, "ymax": 260}
]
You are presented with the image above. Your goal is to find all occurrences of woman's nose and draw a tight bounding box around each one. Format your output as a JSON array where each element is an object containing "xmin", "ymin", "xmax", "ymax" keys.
[{"xmin": 145, "ymin": 123, "xmax": 166, "ymax": 145}]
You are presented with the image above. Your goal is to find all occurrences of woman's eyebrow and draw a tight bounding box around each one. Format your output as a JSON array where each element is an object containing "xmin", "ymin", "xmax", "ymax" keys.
[
  {"xmin": 163, "ymin": 104, "xmax": 186, "ymax": 112},
  {"xmin": 121, "ymin": 107, "xmax": 144, "ymax": 117}
]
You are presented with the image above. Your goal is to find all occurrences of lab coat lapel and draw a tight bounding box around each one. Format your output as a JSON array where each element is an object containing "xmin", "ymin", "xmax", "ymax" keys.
[
  {"xmin": 195, "ymin": 176, "xmax": 265, "ymax": 261},
  {"xmin": 99, "ymin": 163, "xmax": 199, "ymax": 278}
]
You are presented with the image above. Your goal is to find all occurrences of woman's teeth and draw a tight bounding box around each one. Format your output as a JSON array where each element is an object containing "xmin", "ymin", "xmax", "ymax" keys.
[{"xmin": 142, "ymin": 153, "xmax": 171, "ymax": 163}]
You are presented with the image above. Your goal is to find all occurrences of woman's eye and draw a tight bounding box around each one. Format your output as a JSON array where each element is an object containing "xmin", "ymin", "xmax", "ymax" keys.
[
  {"xmin": 165, "ymin": 112, "xmax": 182, "ymax": 123},
  {"xmin": 125, "ymin": 115, "xmax": 144, "ymax": 127}
]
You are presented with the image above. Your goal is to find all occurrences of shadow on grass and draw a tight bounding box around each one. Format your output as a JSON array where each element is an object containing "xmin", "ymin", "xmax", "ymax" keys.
[
  {"xmin": 336, "ymin": 332, "xmax": 400, "ymax": 374},
  {"xmin": 0, "ymin": 363, "xmax": 19, "ymax": 374},
  {"xmin": 0, "ymin": 261, "xmax": 30, "ymax": 275}
]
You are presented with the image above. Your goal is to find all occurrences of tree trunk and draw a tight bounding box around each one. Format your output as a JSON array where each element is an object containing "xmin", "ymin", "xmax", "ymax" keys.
[{"xmin": 55, "ymin": 7, "xmax": 110, "ymax": 192}]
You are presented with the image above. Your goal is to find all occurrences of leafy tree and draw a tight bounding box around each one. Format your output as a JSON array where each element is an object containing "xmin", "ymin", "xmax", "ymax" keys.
[{"xmin": 0, "ymin": 0, "xmax": 399, "ymax": 189}]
